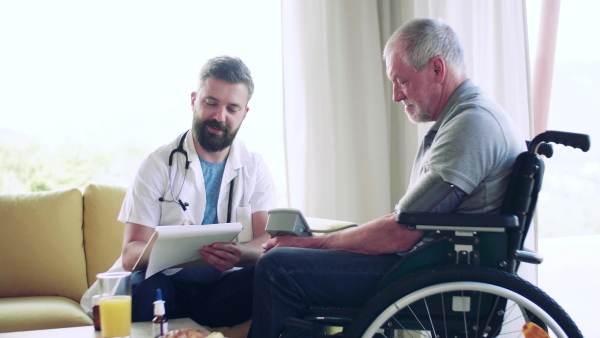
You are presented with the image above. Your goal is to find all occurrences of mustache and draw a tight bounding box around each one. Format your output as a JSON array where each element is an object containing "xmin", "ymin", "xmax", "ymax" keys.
[{"xmin": 203, "ymin": 119, "xmax": 227, "ymax": 132}]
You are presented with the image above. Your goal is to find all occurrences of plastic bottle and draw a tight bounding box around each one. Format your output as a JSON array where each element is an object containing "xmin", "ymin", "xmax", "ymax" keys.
[
  {"xmin": 152, "ymin": 289, "xmax": 168, "ymax": 338},
  {"xmin": 92, "ymin": 295, "xmax": 101, "ymax": 331}
]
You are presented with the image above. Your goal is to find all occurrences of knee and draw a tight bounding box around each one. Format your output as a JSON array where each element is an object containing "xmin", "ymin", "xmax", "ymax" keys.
[
  {"xmin": 257, "ymin": 248, "xmax": 281, "ymax": 269},
  {"xmin": 256, "ymin": 247, "xmax": 293, "ymax": 279}
]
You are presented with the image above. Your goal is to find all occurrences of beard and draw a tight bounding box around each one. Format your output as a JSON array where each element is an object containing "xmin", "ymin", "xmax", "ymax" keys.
[
  {"xmin": 192, "ymin": 117, "xmax": 241, "ymax": 152},
  {"xmin": 404, "ymin": 103, "xmax": 433, "ymax": 124}
]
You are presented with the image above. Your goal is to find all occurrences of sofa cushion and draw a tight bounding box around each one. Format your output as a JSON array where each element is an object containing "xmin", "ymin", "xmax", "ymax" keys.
[
  {"xmin": 83, "ymin": 183, "xmax": 127, "ymax": 287},
  {"xmin": 0, "ymin": 296, "xmax": 92, "ymax": 332},
  {"xmin": 0, "ymin": 188, "xmax": 88, "ymax": 302}
]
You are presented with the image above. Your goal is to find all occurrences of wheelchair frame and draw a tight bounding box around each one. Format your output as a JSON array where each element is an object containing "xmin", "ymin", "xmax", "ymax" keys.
[{"xmin": 280, "ymin": 130, "xmax": 590, "ymax": 338}]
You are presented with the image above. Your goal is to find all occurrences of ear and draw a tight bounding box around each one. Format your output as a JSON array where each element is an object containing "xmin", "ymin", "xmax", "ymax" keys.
[
  {"xmin": 190, "ymin": 91, "xmax": 197, "ymax": 107},
  {"xmin": 431, "ymin": 57, "xmax": 446, "ymax": 83}
]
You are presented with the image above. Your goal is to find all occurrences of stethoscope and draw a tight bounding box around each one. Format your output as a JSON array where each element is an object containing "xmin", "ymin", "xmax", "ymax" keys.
[{"xmin": 158, "ymin": 130, "xmax": 235, "ymax": 223}]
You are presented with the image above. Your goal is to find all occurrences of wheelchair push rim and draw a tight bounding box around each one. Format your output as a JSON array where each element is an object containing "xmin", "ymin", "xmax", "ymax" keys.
[
  {"xmin": 361, "ymin": 281, "xmax": 567, "ymax": 338},
  {"xmin": 346, "ymin": 265, "xmax": 582, "ymax": 338}
]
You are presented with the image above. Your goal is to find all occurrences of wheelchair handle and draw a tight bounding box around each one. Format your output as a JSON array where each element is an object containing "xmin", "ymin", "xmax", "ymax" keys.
[
  {"xmin": 535, "ymin": 143, "xmax": 554, "ymax": 158},
  {"xmin": 529, "ymin": 130, "xmax": 591, "ymax": 153}
]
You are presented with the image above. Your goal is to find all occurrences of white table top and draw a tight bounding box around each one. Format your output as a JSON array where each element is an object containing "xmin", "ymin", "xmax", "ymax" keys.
[{"xmin": 0, "ymin": 318, "xmax": 210, "ymax": 337}]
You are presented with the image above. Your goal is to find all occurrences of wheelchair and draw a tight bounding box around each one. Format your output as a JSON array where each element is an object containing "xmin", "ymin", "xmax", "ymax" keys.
[{"xmin": 270, "ymin": 130, "xmax": 591, "ymax": 338}]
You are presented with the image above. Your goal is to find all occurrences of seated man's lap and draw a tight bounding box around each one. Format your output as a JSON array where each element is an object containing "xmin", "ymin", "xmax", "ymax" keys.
[{"xmin": 256, "ymin": 247, "xmax": 402, "ymax": 308}]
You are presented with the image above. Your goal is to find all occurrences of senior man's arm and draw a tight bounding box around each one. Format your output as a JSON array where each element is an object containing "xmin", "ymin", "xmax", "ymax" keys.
[
  {"xmin": 263, "ymin": 171, "xmax": 467, "ymax": 255},
  {"xmin": 263, "ymin": 213, "xmax": 420, "ymax": 254}
]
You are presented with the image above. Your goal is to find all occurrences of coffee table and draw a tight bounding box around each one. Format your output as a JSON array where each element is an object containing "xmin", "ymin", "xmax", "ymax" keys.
[{"xmin": 0, "ymin": 318, "xmax": 210, "ymax": 337}]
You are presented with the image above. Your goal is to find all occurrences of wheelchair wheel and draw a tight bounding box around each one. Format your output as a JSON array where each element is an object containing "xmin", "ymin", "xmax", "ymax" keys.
[{"xmin": 345, "ymin": 265, "xmax": 582, "ymax": 338}]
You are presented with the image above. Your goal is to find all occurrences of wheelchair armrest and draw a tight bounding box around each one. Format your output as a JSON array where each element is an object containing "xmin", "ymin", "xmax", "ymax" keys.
[{"xmin": 397, "ymin": 211, "xmax": 519, "ymax": 232}]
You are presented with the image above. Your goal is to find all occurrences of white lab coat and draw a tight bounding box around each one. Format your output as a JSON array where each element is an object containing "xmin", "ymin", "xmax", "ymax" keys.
[
  {"xmin": 120, "ymin": 130, "xmax": 276, "ymax": 233},
  {"xmin": 80, "ymin": 130, "xmax": 277, "ymax": 314}
]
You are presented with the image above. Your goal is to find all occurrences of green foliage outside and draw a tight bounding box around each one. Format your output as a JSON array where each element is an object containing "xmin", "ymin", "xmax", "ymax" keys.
[{"xmin": 0, "ymin": 142, "xmax": 145, "ymax": 194}]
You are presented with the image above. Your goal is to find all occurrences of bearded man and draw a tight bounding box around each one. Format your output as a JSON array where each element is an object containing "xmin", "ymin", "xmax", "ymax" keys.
[{"xmin": 80, "ymin": 56, "xmax": 277, "ymax": 329}]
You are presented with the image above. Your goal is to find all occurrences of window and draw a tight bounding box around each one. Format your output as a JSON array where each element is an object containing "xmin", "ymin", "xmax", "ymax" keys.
[
  {"xmin": 0, "ymin": 0, "xmax": 287, "ymax": 205},
  {"xmin": 527, "ymin": 1, "xmax": 599, "ymax": 336}
]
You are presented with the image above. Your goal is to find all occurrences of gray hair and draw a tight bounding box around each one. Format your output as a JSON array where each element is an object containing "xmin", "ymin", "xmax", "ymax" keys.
[
  {"xmin": 199, "ymin": 56, "xmax": 254, "ymax": 101},
  {"xmin": 383, "ymin": 18, "xmax": 466, "ymax": 74}
]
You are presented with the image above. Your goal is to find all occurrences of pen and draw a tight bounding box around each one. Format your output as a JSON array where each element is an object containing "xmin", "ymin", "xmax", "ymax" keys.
[{"xmin": 177, "ymin": 200, "xmax": 194, "ymax": 223}]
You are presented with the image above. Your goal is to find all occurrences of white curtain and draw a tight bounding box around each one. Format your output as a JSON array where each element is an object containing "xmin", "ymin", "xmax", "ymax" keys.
[
  {"xmin": 281, "ymin": 0, "xmax": 401, "ymax": 223},
  {"xmin": 281, "ymin": 0, "xmax": 532, "ymax": 224}
]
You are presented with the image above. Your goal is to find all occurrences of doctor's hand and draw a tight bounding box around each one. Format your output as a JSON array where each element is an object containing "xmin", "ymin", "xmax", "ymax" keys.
[{"xmin": 199, "ymin": 242, "xmax": 242, "ymax": 271}]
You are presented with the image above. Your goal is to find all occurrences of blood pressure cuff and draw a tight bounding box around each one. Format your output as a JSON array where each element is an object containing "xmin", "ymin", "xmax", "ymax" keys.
[{"xmin": 396, "ymin": 171, "xmax": 467, "ymax": 217}]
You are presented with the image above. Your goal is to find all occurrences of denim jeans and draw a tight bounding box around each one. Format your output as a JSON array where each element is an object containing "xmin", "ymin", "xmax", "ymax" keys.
[
  {"xmin": 248, "ymin": 247, "xmax": 402, "ymax": 338},
  {"xmin": 131, "ymin": 267, "xmax": 254, "ymax": 327}
]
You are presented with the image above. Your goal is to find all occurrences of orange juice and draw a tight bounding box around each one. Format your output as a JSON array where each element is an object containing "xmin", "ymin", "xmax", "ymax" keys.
[{"xmin": 100, "ymin": 295, "xmax": 132, "ymax": 337}]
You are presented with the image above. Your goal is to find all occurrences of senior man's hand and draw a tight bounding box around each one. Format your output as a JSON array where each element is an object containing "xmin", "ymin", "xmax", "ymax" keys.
[
  {"xmin": 199, "ymin": 242, "xmax": 242, "ymax": 271},
  {"xmin": 262, "ymin": 235, "xmax": 317, "ymax": 252}
]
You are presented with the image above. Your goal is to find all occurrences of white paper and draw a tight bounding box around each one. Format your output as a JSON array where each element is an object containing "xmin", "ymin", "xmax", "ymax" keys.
[{"xmin": 144, "ymin": 223, "xmax": 242, "ymax": 279}]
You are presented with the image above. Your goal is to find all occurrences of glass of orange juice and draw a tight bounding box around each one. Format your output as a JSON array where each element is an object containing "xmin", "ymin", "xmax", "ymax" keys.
[{"xmin": 97, "ymin": 271, "xmax": 132, "ymax": 338}]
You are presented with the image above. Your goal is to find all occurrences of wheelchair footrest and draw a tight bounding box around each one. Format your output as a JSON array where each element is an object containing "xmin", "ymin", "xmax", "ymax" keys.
[
  {"xmin": 303, "ymin": 306, "xmax": 360, "ymax": 327},
  {"xmin": 515, "ymin": 249, "xmax": 544, "ymax": 264}
]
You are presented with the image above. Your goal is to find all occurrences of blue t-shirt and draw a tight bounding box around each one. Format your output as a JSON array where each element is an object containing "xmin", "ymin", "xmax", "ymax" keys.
[
  {"xmin": 170, "ymin": 156, "xmax": 227, "ymax": 284},
  {"xmin": 199, "ymin": 157, "xmax": 226, "ymax": 225}
]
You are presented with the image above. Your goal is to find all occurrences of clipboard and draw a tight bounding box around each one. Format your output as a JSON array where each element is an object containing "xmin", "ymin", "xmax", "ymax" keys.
[{"xmin": 132, "ymin": 222, "xmax": 242, "ymax": 279}]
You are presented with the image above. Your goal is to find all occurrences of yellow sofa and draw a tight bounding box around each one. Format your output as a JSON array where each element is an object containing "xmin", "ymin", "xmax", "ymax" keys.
[{"xmin": 0, "ymin": 184, "xmax": 250, "ymax": 337}]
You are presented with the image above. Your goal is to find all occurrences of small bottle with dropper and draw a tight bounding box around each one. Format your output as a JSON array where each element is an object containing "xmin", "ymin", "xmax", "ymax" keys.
[{"xmin": 152, "ymin": 288, "xmax": 168, "ymax": 338}]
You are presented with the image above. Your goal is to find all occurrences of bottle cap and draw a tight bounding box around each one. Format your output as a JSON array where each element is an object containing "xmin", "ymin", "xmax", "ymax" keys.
[
  {"xmin": 92, "ymin": 295, "xmax": 100, "ymax": 306},
  {"xmin": 154, "ymin": 289, "xmax": 165, "ymax": 315}
]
